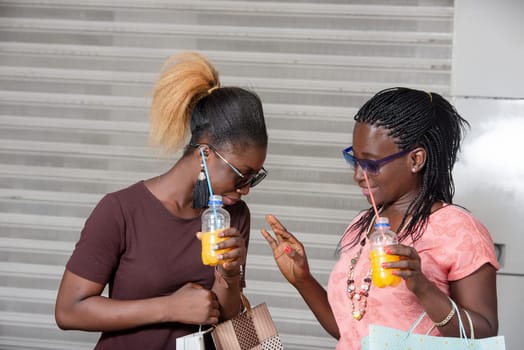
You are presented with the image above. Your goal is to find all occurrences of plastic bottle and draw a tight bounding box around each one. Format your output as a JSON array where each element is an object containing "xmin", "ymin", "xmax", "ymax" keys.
[
  {"xmin": 201, "ymin": 195, "xmax": 231, "ymax": 266},
  {"xmin": 369, "ymin": 217, "xmax": 401, "ymax": 288}
]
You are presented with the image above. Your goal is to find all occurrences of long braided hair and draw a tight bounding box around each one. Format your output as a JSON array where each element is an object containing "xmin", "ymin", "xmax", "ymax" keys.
[{"xmin": 344, "ymin": 87, "xmax": 469, "ymax": 248}]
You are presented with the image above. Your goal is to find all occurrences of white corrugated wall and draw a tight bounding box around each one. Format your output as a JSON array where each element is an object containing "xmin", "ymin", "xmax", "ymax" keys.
[{"xmin": 0, "ymin": 1, "xmax": 453, "ymax": 349}]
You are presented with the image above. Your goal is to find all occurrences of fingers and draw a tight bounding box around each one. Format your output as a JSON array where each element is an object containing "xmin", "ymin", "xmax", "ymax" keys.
[
  {"xmin": 265, "ymin": 214, "xmax": 285, "ymax": 228},
  {"xmin": 185, "ymin": 284, "xmax": 221, "ymax": 324},
  {"xmin": 264, "ymin": 214, "xmax": 298, "ymax": 242},
  {"xmin": 265, "ymin": 215, "xmax": 292, "ymax": 238},
  {"xmin": 381, "ymin": 245, "xmax": 424, "ymax": 283},
  {"xmin": 216, "ymin": 235, "xmax": 242, "ymax": 249},
  {"xmin": 199, "ymin": 295, "xmax": 220, "ymax": 325},
  {"xmin": 209, "ymin": 292, "xmax": 219, "ymax": 310},
  {"xmin": 261, "ymin": 229, "xmax": 294, "ymax": 262},
  {"xmin": 210, "ymin": 231, "xmax": 246, "ymax": 269},
  {"xmin": 219, "ymin": 227, "xmax": 240, "ymax": 237},
  {"xmin": 384, "ymin": 245, "xmax": 419, "ymax": 266},
  {"xmin": 386, "ymin": 259, "xmax": 419, "ymax": 271},
  {"xmin": 261, "ymin": 228, "xmax": 278, "ymax": 249}
]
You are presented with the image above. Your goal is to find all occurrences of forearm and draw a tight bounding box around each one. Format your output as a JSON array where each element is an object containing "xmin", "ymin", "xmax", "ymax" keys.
[
  {"xmin": 56, "ymin": 295, "xmax": 169, "ymax": 332},
  {"xmin": 438, "ymin": 304, "xmax": 498, "ymax": 338},
  {"xmin": 212, "ymin": 267, "xmax": 243, "ymax": 320},
  {"xmin": 416, "ymin": 285, "xmax": 466, "ymax": 336},
  {"xmin": 294, "ymin": 274, "xmax": 340, "ymax": 339},
  {"xmin": 414, "ymin": 276, "xmax": 498, "ymax": 338}
]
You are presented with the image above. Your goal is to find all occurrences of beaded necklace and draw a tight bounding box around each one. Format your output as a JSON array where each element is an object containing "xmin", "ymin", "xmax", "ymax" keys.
[
  {"xmin": 346, "ymin": 213, "xmax": 410, "ymax": 321},
  {"xmin": 345, "ymin": 222, "xmax": 374, "ymax": 321}
]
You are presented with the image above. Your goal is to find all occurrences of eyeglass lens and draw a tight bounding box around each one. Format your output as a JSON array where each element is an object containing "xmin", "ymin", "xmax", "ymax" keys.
[
  {"xmin": 348, "ymin": 157, "xmax": 379, "ymax": 175},
  {"xmin": 237, "ymin": 168, "xmax": 267, "ymax": 188},
  {"xmin": 342, "ymin": 146, "xmax": 411, "ymax": 175}
]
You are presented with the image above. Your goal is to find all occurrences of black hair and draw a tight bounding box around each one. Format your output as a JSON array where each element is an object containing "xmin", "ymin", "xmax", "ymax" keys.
[
  {"xmin": 343, "ymin": 87, "xmax": 469, "ymax": 248},
  {"xmin": 188, "ymin": 87, "xmax": 267, "ymax": 153}
]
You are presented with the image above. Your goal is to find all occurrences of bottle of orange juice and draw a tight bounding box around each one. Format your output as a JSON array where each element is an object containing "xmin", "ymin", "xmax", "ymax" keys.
[
  {"xmin": 201, "ymin": 195, "xmax": 230, "ymax": 266},
  {"xmin": 369, "ymin": 217, "xmax": 401, "ymax": 288}
]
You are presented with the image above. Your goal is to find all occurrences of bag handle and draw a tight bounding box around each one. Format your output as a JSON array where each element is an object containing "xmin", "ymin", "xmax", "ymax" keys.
[
  {"xmin": 240, "ymin": 292, "xmax": 252, "ymax": 314},
  {"xmin": 464, "ymin": 308, "xmax": 475, "ymax": 339},
  {"xmin": 449, "ymin": 298, "xmax": 469, "ymax": 342},
  {"xmin": 407, "ymin": 297, "xmax": 471, "ymax": 345}
]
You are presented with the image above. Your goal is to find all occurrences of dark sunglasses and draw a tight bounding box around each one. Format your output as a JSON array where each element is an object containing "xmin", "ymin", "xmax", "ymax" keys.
[
  {"xmin": 193, "ymin": 143, "xmax": 267, "ymax": 188},
  {"xmin": 342, "ymin": 146, "xmax": 411, "ymax": 175}
]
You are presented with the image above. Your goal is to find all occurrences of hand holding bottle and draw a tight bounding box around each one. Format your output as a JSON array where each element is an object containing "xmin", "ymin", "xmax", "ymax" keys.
[
  {"xmin": 380, "ymin": 243, "xmax": 429, "ymax": 294},
  {"xmin": 200, "ymin": 195, "xmax": 232, "ymax": 266},
  {"xmin": 197, "ymin": 195, "xmax": 246, "ymax": 272},
  {"xmin": 369, "ymin": 217, "xmax": 401, "ymax": 288}
]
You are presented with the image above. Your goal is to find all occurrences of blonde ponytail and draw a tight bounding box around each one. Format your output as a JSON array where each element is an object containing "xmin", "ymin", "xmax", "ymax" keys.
[{"xmin": 149, "ymin": 52, "xmax": 220, "ymax": 154}]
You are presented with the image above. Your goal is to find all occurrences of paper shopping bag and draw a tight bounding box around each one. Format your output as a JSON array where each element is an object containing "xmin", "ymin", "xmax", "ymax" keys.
[
  {"xmin": 361, "ymin": 323, "xmax": 505, "ymax": 350},
  {"xmin": 212, "ymin": 293, "xmax": 283, "ymax": 350},
  {"xmin": 176, "ymin": 326, "xmax": 213, "ymax": 350},
  {"xmin": 361, "ymin": 298, "xmax": 505, "ymax": 350}
]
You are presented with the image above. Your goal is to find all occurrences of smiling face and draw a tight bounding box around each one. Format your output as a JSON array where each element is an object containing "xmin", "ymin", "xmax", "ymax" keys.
[
  {"xmin": 351, "ymin": 122, "xmax": 424, "ymax": 209},
  {"xmin": 202, "ymin": 143, "xmax": 267, "ymax": 206}
]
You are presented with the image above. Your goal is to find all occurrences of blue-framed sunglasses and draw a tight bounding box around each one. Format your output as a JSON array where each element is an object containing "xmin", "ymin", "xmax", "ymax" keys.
[{"xmin": 342, "ymin": 146, "xmax": 412, "ymax": 175}]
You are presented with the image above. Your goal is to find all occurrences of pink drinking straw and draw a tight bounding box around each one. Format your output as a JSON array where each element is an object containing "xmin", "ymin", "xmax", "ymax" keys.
[{"xmin": 363, "ymin": 170, "xmax": 380, "ymax": 219}]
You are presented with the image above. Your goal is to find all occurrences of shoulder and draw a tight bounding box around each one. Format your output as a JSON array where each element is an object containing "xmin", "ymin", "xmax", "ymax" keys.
[
  {"xmin": 108, "ymin": 181, "xmax": 148, "ymax": 202},
  {"xmin": 85, "ymin": 181, "xmax": 149, "ymax": 227},
  {"xmin": 431, "ymin": 204, "xmax": 490, "ymax": 236},
  {"xmin": 424, "ymin": 204, "xmax": 499, "ymax": 277},
  {"xmin": 100, "ymin": 181, "xmax": 150, "ymax": 212}
]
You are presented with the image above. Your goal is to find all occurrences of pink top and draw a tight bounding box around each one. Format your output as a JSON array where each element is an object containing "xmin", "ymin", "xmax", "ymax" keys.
[{"xmin": 327, "ymin": 204, "xmax": 499, "ymax": 350}]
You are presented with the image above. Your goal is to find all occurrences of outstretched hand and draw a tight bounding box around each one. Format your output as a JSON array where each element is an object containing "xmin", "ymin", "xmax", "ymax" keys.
[{"xmin": 260, "ymin": 214, "xmax": 311, "ymax": 286}]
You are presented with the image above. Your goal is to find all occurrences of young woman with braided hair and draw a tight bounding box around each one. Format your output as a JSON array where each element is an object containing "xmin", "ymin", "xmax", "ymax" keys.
[
  {"xmin": 55, "ymin": 52, "xmax": 268, "ymax": 349},
  {"xmin": 262, "ymin": 87, "xmax": 498, "ymax": 349}
]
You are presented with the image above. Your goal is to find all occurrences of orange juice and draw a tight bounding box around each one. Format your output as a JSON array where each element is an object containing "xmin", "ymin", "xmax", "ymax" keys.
[
  {"xmin": 201, "ymin": 229, "xmax": 229, "ymax": 266},
  {"xmin": 370, "ymin": 249, "xmax": 401, "ymax": 288}
]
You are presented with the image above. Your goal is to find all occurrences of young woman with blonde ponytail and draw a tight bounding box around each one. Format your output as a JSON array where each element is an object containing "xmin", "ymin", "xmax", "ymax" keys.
[{"xmin": 55, "ymin": 52, "xmax": 268, "ymax": 349}]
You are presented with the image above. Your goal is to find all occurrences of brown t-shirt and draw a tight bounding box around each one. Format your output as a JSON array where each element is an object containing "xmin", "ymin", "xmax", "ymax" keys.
[{"xmin": 66, "ymin": 181, "xmax": 250, "ymax": 349}]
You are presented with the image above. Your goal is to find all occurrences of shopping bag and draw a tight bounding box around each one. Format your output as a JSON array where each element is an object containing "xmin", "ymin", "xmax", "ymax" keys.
[
  {"xmin": 176, "ymin": 326, "xmax": 213, "ymax": 350},
  {"xmin": 362, "ymin": 324, "xmax": 505, "ymax": 349},
  {"xmin": 212, "ymin": 293, "xmax": 283, "ymax": 350},
  {"xmin": 361, "ymin": 299, "xmax": 506, "ymax": 350}
]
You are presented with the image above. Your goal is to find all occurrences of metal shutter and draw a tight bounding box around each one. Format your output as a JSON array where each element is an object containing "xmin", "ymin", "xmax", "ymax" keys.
[{"xmin": 0, "ymin": 1, "xmax": 453, "ymax": 348}]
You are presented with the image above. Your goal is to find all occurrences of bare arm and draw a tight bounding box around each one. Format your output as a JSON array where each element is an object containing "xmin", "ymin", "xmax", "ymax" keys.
[
  {"xmin": 292, "ymin": 271, "xmax": 340, "ymax": 339},
  {"xmin": 388, "ymin": 244, "xmax": 498, "ymax": 338},
  {"xmin": 446, "ymin": 264, "xmax": 497, "ymax": 337},
  {"xmin": 212, "ymin": 266, "xmax": 243, "ymax": 320},
  {"xmin": 55, "ymin": 269, "xmax": 220, "ymax": 331},
  {"xmin": 261, "ymin": 214, "xmax": 340, "ymax": 339}
]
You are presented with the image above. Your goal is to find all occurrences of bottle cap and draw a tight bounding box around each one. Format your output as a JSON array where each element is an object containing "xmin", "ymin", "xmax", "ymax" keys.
[
  {"xmin": 207, "ymin": 195, "xmax": 223, "ymax": 206},
  {"xmin": 375, "ymin": 216, "xmax": 390, "ymax": 228}
]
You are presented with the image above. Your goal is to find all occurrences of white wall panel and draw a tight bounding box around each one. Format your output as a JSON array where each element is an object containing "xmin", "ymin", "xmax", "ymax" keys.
[{"xmin": 452, "ymin": 2, "xmax": 524, "ymax": 349}]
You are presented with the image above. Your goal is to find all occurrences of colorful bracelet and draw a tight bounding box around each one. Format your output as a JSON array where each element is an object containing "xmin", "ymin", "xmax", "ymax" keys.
[{"xmin": 434, "ymin": 298, "xmax": 456, "ymax": 327}]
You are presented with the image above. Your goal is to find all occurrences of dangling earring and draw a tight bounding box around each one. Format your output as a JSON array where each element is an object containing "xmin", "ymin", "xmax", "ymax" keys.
[{"xmin": 192, "ymin": 163, "xmax": 210, "ymax": 209}]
